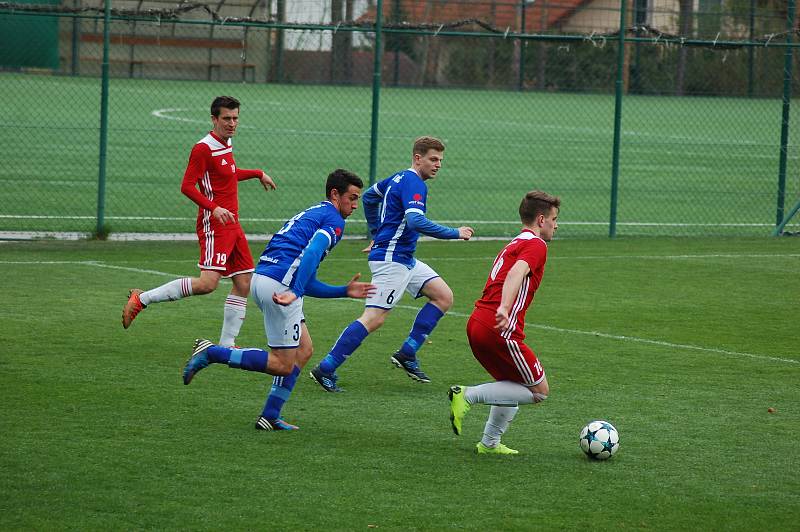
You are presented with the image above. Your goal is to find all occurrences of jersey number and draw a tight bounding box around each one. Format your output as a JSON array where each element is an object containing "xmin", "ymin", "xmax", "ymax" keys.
[
  {"xmin": 292, "ymin": 323, "xmax": 300, "ymax": 341},
  {"xmin": 215, "ymin": 253, "xmax": 228, "ymax": 265},
  {"xmin": 386, "ymin": 289, "xmax": 396, "ymax": 305},
  {"xmin": 277, "ymin": 211, "xmax": 306, "ymax": 235}
]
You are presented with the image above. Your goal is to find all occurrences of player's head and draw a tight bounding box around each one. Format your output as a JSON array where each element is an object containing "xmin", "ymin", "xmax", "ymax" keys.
[
  {"xmin": 327, "ymin": 169, "xmax": 364, "ymax": 218},
  {"xmin": 210, "ymin": 96, "xmax": 240, "ymax": 140},
  {"xmin": 519, "ymin": 190, "xmax": 560, "ymax": 241},
  {"xmin": 412, "ymin": 136, "xmax": 445, "ymax": 180}
]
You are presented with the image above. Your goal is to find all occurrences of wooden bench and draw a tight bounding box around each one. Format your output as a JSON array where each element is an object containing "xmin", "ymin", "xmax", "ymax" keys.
[{"xmin": 78, "ymin": 33, "xmax": 256, "ymax": 81}]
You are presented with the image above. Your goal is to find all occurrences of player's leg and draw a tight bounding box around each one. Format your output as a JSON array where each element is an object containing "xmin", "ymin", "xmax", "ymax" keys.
[
  {"xmin": 218, "ymin": 229, "xmax": 255, "ymax": 346},
  {"xmin": 122, "ymin": 271, "xmax": 218, "ymax": 329},
  {"xmin": 390, "ymin": 261, "xmax": 449, "ymax": 382},
  {"xmin": 309, "ymin": 307, "xmax": 385, "ymax": 392},
  {"xmin": 450, "ymin": 316, "xmax": 547, "ymax": 454},
  {"xmin": 121, "ymin": 227, "xmax": 230, "ymax": 329},
  {"xmin": 219, "ymin": 272, "xmax": 251, "ymax": 347},
  {"xmin": 183, "ymin": 274, "xmax": 299, "ymax": 384},
  {"xmin": 257, "ymin": 322, "xmax": 312, "ymax": 431},
  {"xmin": 309, "ymin": 261, "xmax": 407, "ymax": 392}
]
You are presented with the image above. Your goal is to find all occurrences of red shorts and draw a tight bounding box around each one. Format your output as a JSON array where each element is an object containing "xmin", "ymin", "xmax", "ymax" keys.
[
  {"xmin": 197, "ymin": 224, "xmax": 254, "ymax": 278},
  {"xmin": 467, "ymin": 313, "xmax": 545, "ymax": 386}
]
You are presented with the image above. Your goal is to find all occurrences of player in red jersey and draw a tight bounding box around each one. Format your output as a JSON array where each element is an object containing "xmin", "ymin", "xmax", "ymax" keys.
[
  {"xmin": 122, "ymin": 96, "xmax": 276, "ymax": 347},
  {"xmin": 448, "ymin": 190, "xmax": 560, "ymax": 455}
]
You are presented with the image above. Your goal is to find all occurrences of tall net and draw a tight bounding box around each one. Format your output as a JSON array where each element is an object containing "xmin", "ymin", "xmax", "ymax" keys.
[{"xmin": 2, "ymin": 0, "xmax": 799, "ymax": 237}]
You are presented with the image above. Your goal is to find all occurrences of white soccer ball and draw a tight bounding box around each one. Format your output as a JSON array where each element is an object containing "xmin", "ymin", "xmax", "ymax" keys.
[{"xmin": 579, "ymin": 420, "xmax": 619, "ymax": 460}]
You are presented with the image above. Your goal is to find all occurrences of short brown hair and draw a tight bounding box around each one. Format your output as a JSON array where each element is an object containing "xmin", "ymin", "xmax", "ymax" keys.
[
  {"xmin": 519, "ymin": 190, "xmax": 561, "ymax": 224},
  {"xmin": 413, "ymin": 136, "xmax": 445, "ymax": 156},
  {"xmin": 211, "ymin": 96, "xmax": 240, "ymax": 117}
]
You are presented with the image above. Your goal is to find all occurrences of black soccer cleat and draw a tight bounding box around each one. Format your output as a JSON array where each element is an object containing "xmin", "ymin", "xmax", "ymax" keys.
[
  {"xmin": 390, "ymin": 351, "xmax": 431, "ymax": 383},
  {"xmin": 309, "ymin": 365, "xmax": 344, "ymax": 392},
  {"xmin": 255, "ymin": 416, "xmax": 299, "ymax": 431}
]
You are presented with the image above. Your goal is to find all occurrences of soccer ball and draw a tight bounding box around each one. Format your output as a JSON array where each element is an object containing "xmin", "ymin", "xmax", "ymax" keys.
[{"xmin": 579, "ymin": 420, "xmax": 619, "ymax": 460}]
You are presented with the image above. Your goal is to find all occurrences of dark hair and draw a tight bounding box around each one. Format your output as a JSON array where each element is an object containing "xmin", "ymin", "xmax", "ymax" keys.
[
  {"xmin": 326, "ymin": 169, "xmax": 363, "ymax": 198},
  {"xmin": 211, "ymin": 96, "xmax": 240, "ymax": 117},
  {"xmin": 519, "ymin": 190, "xmax": 561, "ymax": 224},
  {"xmin": 413, "ymin": 136, "xmax": 445, "ymax": 156}
]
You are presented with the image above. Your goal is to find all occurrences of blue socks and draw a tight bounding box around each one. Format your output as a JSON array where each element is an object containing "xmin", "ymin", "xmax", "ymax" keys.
[
  {"xmin": 399, "ymin": 303, "xmax": 444, "ymax": 359},
  {"xmin": 261, "ymin": 365, "xmax": 300, "ymax": 420},
  {"xmin": 319, "ymin": 320, "xmax": 369, "ymax": 373},
  {"xmin": 207, "ymin": 345, "xmax": 269, "ymax": 373}
]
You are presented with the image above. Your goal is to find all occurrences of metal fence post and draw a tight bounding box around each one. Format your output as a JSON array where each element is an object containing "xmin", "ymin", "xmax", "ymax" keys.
[
  {"xmin": 96, "ymin": 0, "xmax": 111, "ymax": 237},
  {"xmin": 368, "ymin": 0, "xmax": 383, "ymax": 190},
  {"xmin": 775, "ymin": 0, "xmax": 795, "ymax": 229},
  {"xmin": 609, "ymin": 0, "xmax": 627, "ymax": 238}
]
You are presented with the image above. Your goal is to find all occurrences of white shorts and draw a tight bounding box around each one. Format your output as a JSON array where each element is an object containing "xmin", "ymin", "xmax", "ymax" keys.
[
  {"xmin": 365, "ymin": 259, "xmax": 440, "ymax": 310},
  {"xmin": 250, "ymin": 274, "xmax": 305, "ymax": 349}
]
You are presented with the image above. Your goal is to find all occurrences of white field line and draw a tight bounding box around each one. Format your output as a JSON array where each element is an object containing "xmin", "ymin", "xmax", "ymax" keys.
[{"xmin": 3, "ymin": 258, "xmax": 796, "ymax": 366}]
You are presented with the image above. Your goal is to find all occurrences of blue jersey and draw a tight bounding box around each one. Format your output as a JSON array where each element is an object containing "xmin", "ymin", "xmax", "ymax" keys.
[
  {"xmin": 364, "ymin": 168, "xmax": 459, "ymax": 266},
  {"xmin": 255, "ymin": 201, "xmax": 345, "ymax": 291},
  {"xmin": 366, "ymin": 169, "xmax": 428, "ymax": 265}
]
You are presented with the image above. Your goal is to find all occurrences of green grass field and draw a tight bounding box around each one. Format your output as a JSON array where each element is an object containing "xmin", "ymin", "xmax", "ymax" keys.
[
  {"xmin": 5, "ymin": 72, "xmax": 800, "ymax": 237},
  {"xmin": 2, "ymin": 236, "xmax": 798, "ymax": 529}
]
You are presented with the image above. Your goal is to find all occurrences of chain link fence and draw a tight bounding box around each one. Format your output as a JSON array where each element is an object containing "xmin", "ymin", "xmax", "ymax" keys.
[{"xmin": 2, "ymin": 0, "xmax": 799, "ymax": 238}]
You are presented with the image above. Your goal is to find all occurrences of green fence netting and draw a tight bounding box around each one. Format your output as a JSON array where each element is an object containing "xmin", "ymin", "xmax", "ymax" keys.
[{"xmin": 2, "ymin": 0, "xmax": 799, "ymax": 238}]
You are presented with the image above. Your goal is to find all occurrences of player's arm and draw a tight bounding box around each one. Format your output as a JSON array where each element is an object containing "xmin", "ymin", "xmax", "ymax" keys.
[
  {"xmin": 495, "ymin": 259, "xmax": 531, "ymax": 331},
  {"xmin": 237, "ymin": 168, "xmax": 276, "ymax": 191},
  {"xmin": 405, "ymin": 210, "xmax": 473, "ymax": 240},
  {"xmin": 271, "ymin": 232, "xmax": 375, "ymax": 304},
  {"xmin": 361, "ymin": 184, "xmax": 383, "ymax": 238}
]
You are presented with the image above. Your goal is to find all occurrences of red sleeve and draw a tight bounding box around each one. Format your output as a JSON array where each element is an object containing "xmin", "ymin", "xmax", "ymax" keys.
[
  {"xmin": 517, "ymin": 238, "xmax": 547, "ymax": 271},
  {"xmin": 180, "ymin": 144, "xmax": 217, "ymax": 211},
  {"xmin": 236, "ymin": 168, "xmax": 262, "ymax": 181}
]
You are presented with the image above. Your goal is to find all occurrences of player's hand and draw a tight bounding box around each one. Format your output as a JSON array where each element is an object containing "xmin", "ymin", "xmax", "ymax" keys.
[
  {"xmin": 259, "ymin": 172, "xmax": 277, "ymax": 191},
  {"xmin": 458, "ymin": 226, "xmax": 474, "ymax": 240},
  {"xmin": 361, "ymin": 240, "xmax": 374, "ymax": 253},
  {"xmin": 212, "ymin": 206, "xmax": 236, "ymax": 224},
  {"xmin": 345, "ymin": 273, "xmax": 376, "ymax": 299},
  {"xmin": 495, "ymin": 307, "xmax": 510, "ymax": 331},
  {"xmin": 272, "ymin": 290, "xmax": 298, "ymax": 306}
]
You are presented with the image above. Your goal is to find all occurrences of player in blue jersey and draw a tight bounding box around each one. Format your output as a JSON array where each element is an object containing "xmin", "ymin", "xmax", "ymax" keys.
[
  {"xmin": 309, "ymin": 136, "xmax": 474, "ymax": 392},
  {"xmin": 181, "ymin": 169, "xmax": 375, "ymax": 430}
]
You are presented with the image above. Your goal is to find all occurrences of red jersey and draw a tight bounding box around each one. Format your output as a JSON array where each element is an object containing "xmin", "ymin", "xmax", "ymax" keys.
[
  {"xmin": 473, "ymin": 229, "xmax": 548, "ymax": 340},
  {"xmin": 180, "ymin": 131, "xmax": 261, "ymax": 233}
]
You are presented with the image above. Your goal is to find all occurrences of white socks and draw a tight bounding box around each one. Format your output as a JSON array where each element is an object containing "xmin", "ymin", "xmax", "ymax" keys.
[
  {"xmin": 464, "ymin": 380, "xmax": 537, "ymax": 406},
  {"xmin": 481, "ymin": 406, "xmax": 519, "ymax": 448},
  {"xmin": 139, "ymin": 278, "xmax": 193, "ymax": 306},
  {"xmin": 219, "ymin": 294, "xmax": 247, "ymax": 347}
]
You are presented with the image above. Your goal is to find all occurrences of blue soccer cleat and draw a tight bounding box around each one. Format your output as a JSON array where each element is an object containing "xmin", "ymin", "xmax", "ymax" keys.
[{"xmin": 183, "ymin": 338, "xmax": 213, "ymax": 385}]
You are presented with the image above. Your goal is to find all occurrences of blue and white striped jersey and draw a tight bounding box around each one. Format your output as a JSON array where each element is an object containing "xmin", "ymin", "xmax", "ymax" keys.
[
  {"xmin": 255, "ymin": 201, "xmax": 345, "ymax": 290},
  {"xmin": 365, "ymin": 169, "xmax": 428, "ymax": 266}
]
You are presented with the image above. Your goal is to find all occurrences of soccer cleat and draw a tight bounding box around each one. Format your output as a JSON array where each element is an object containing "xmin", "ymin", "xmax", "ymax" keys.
[
  {"xmin": 183, "ymin": 338, "xmax": 213, "ymax": 385},
  {"xmin": 448, "ymin": 385, "xmax": 471, "ymax": 436},
  {"xmin": 390, "ymin": 351, "xmax": 431, "ymax": 383},
  {"xmin": 309, "ymin": 365, "xmax": 344, "ymax": 393},
  {"xmin": 476, "ymin": 442, "xmax": 519, "ymax": 455},
  {"xmin": 255, "ymin": 416, "xmax": 299, "ymax": 431},
  {"xmin": 122, "ymin": 289, "xmax": 145, "ymax": 329}
]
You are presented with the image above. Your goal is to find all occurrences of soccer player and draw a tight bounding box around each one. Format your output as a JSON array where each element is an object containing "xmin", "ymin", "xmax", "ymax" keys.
[
  {"xmin": 121, "ymin": 95, "xmax": 276, "ymax": 348},
  {"xmin": 182, "ymin": 169, "xmax": 375, "ymax": 430},
  {"xmin": 308, "ymin": 136, "xmax": 473, "ymax": 392},
  {"xmin": 448, "ymin": 190, "xmax": 560, "ymax": 455}
]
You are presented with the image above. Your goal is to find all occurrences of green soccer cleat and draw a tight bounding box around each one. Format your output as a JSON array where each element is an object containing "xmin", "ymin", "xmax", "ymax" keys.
[
  {"xmin": 448, "ymin": 385, "xmax": 471, "ymax": 436},
  {"xmin": 476, "ymin": 442, "xmax": 519, "ymax": 455}
]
